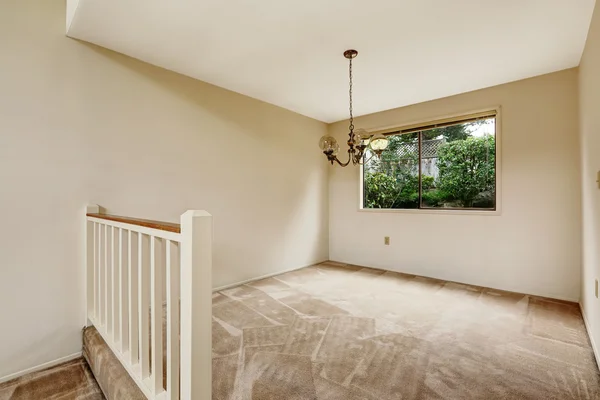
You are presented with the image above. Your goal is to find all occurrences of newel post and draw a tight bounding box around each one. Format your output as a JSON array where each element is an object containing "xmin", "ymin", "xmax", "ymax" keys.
[
  {"xmin": 85, "ymin": 204, "xmax": 100, "ymax": 326},
  {"xmin": 180, "ymin": 210, "xmax": 213, "ymax": 400}
]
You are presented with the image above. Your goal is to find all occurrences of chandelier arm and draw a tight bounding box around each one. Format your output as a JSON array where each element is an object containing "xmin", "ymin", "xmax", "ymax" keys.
[{"xmin": 334, "ymin": 150, "xmax": 353, "ymax": 167}]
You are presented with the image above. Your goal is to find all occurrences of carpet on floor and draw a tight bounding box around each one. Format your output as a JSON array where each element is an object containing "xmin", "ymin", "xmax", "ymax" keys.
[
  {"xmin": 0, "ymin": 358, "xmax": 104, "ymax": 400},
  {"xmin": 211, "ymin": 261, "xmax": 600, "ymax": 400},
  {"xmin": 2, "ymin": 261, "xmax": 598, "ymax": 400}
]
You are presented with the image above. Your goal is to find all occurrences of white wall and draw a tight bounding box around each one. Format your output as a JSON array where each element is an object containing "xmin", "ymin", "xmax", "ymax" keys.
[
  {"xmin": 0, "ymin": 0, "xmax": 329, "ymax": 380},
  {"xmin": 329, "ymin": 69, "xmax": 581, "ymax": 301},
  {"xmin": 580, "ymin": 2, "xmax": 600, "ymax": 355}
]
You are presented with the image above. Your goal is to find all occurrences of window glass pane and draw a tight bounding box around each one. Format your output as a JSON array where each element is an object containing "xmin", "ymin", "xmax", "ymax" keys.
[
  {"xmin": 363, "ymin": 132, "xmax": 419, "ymax": 209},
  {"xmin": 362, "ymin": 116, "xmax": 496, "ymax": 211},
  {"xmin": 421, "ymin": 118, "xmax": 496, "ymax": 209}
]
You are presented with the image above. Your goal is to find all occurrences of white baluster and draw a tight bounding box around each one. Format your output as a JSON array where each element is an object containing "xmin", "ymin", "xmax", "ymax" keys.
[
  {"xmin": 97, "ymin": 223, "xmax": 103, "ymax": 326},
  {"xmin": 139, "ymin": 233, "xmax": 151, "ymax": 379},
  {"xmin": 93, "ymin": 221, "xmax": 97, "ymax": 321},
  {"xmin": 150, "ymin": 236, "xmax": 165, "ymax": 394},
  {"xmin": 104, "ymin": 224, "xmax": 109, "ymax": 330},
  {"xmin": 111, "ymin": 226, "xmax": 117, "ymax": 340},
  {"xmin": 106, "ymin": 226, "xmax": 112, "ymax": 335},
  {"xmin": 129, "ymin": 231, "xmax": 139, "ymax": 365},
  {"xmin": 166, "ymin": 240, "xmax": 180, "ymax": 400},
  {"xmin": 120, "ymin": 228, "xmax": 129, "ymax": 354},
  {"xmin": 93, "ymin": 223, "xmax": 98, "ymax": 321}
]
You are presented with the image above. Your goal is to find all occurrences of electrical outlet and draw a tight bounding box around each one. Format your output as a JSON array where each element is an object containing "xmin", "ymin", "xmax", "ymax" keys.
[
  {"xmin": 596, "ymin": 279, "xmax": 598, "ymax": 298},
  {"xmin": 384, "ymin": 236, "xmax": 390, "ymax": 245}
]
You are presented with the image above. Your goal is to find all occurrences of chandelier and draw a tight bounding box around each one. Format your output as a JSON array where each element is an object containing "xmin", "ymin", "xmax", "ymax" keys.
[{"xmin": 319, "ymin": 50, "xmax": 389, "ymax": 166}]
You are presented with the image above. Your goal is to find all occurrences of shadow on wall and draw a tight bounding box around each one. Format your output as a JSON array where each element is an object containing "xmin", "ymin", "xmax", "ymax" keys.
[
  {"xmin": 74, "ymin": 40, "xmax": 329, "ymax": 286},
  {"xmin": 78, "ymin": 40, "xmax": 320, "ymax": 150}
]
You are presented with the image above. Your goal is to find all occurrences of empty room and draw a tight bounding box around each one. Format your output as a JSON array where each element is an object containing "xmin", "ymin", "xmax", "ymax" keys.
[{"xmin": 1, "ymin": 0, "xmax": 600, "ymax": 399}]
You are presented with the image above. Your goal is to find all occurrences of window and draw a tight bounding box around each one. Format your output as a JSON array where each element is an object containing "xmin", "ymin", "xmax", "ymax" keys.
[{"xmin": 362, "ymin": 112, "xmax": 497, "ymax": 211}]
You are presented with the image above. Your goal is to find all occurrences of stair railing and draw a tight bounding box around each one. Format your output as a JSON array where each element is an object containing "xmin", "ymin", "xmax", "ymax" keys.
[{"xmin": 85, "ymin": 205, "xmax": 212, "ymax": 400}]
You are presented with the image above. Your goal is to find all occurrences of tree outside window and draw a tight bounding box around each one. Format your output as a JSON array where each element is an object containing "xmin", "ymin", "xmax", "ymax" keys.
[{"xmin": 363, "ymin": 117, "xmax": 496, "ymax": 210}]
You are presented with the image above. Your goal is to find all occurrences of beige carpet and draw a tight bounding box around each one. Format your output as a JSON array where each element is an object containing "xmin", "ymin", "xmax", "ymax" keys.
[
  {"xmin": 213, "ymin": 261, "xmax": 600, "ymax": 400},
  {"xmin": 3, "ymin": 262, "xmax": 598, "ymax": 399},
  {"xmin": 0, "ymin": 358, "xmax": 104, "ymax": 400}
]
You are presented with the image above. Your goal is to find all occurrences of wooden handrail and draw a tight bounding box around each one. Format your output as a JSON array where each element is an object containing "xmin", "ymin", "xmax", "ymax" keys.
[{"xmin": 86, "ymin": 213, "xmax": 181, "ymax": 234}]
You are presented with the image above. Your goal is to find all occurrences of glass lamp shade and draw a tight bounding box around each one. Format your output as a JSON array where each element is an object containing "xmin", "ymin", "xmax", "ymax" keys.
[
  {"xmin": 331, "ymin": 141, "xmax": 340, "ymax": 155},
  {"xmin": 369, "ymin": 133, "xmax": 389, "ymax": 152},
  {"xmin": 352, "ymin": 128, "xmax": 372, "ymax": 147},
  {"xmin": 318, "ymin": 135, "xmax": 340, "ymax": 155}
]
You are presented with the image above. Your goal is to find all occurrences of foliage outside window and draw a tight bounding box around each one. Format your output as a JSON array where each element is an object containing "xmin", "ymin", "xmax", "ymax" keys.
[{"xmin": 362, "ymin": 116, "xmax": 496, "ymax": 210}]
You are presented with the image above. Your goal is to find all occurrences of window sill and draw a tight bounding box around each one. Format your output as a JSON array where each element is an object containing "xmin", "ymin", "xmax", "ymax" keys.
[{"xmin": 357, "ymin": 207, "xmax": 501, "ymax": 216}]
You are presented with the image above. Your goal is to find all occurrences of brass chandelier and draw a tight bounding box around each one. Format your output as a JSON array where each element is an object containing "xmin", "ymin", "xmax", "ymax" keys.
[{"xmin": 319, "ymin": 50, "xmax": 389, "ymax": 166}]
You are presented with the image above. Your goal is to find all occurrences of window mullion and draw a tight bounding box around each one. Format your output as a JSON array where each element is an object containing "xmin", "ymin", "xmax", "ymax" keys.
[{"xmin": 418, "ymin": 131, "xmax": 423, "ymax": 209}]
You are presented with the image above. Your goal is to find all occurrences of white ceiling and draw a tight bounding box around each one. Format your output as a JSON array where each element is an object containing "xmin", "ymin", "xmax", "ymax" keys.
[{"xmin": 67, "ymin": 0, "xmax": 596, "ymax": 123}]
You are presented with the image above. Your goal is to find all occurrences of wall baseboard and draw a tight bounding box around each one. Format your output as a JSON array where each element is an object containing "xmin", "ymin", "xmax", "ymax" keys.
[
  {"xmin": 213, "ymin": 259, "xmax": 329, "ymax": 292},
  {"xmin": 580, "ymin": 303, "xmax": 599, "ymax": 368},
  {"xmin": 0, "ymin": 352, "xmax": 82, "ymax": 385}
]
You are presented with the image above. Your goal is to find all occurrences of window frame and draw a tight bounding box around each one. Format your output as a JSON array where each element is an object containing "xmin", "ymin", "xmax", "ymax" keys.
[{"xmin": 358, "ymin": 106, "xmax": 502, "ymax": 216}]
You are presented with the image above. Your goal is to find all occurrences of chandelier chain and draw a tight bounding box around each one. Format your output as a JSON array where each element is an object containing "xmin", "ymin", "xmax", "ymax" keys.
[
  {"xmin": 349, "ymin": 57, "xmax": 354, "ymax": 132},
  {"xmin": 318, "ymin": 49, "xmax": 388, "ymax": 167}
]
